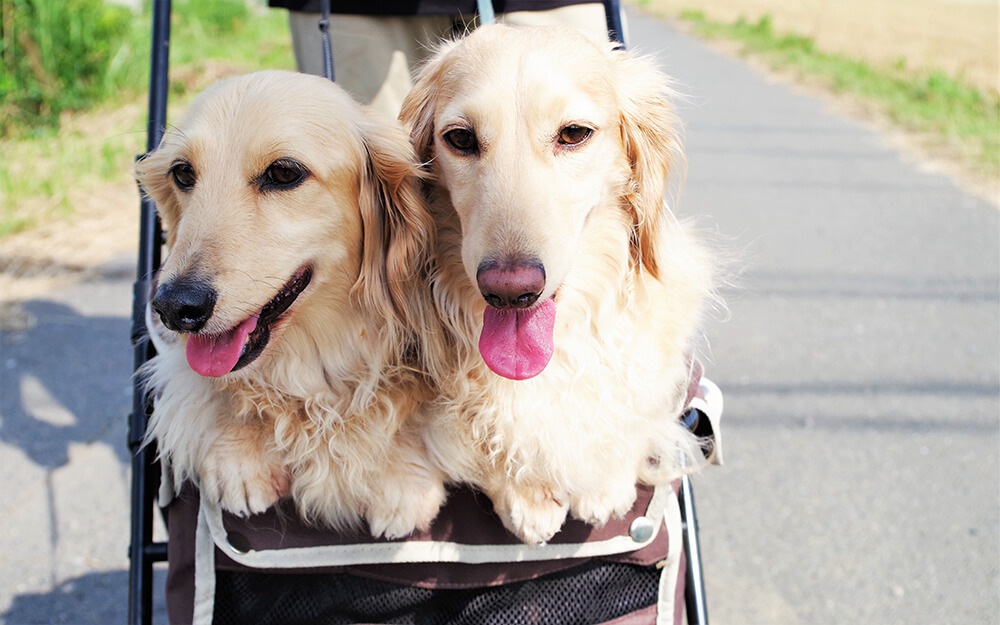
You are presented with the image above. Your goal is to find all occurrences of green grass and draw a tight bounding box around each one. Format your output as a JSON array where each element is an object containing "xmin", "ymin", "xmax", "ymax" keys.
[
  {"xmin": 662, "ymin": 7, "xmax": 1000, "ymax": 184},
  {"xmin": 1, "ymin": 0, "xmax": 140, "ymax": 137},
  {"xmin": 0, "ymin": 0, "xmax": 293, "ymax": 238}
]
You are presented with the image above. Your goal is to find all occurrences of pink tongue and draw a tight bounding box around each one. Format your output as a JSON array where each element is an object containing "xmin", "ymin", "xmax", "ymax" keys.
[
  {"xmin": 479, "ymin": 299, "xmax": 556, "ymax": 380},
  {"xmin": 186, "ymin": 315, "xmax": 258, "ymax": 377}
]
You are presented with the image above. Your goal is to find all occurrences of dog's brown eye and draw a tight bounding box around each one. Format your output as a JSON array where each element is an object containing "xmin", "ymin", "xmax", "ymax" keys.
[
  {"xmin": 558, "ymin": 125, "xmax": 593, "ymax": 147},
  {"xmin": 443, "ymin": 128, "xmax": 478, "ymax": 154},
  {"xmin": 260, "ymin": 159, "xmax": 309, "ymax": 191},
  {"xmin": 170, "ymin": 162, "xmax": 196, "ymax": 191}
]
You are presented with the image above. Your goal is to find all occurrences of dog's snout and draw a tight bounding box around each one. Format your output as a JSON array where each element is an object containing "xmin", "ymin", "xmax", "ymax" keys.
[
  {"xmin": 476, "ymin": 260, "xmax": 545, "ymax": 310},
  {"xmin": 152, "ymin": 278, "xmax": 217, "ymax": 333}
]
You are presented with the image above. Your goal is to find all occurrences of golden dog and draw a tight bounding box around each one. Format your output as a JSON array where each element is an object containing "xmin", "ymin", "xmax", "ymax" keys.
[
  {"xmin": 136, "ymin": 70, "xmax": 447, "ymax": 538},
  {"xmin": 402, "ymin": 25, "xmax": 716, "ymax": 544}
]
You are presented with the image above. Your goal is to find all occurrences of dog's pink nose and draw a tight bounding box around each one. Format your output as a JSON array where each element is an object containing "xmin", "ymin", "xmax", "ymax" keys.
[{"xmin": 477, "ymin": 260, "xmax": 545, "ymax": 310}]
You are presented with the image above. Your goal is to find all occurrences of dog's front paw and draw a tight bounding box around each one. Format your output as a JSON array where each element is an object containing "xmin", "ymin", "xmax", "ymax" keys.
[
  {"xmin": 201, "ymin": 446, "xmax": 290, "ymax": 518},
  {"xmin": 365, "ymin": 476, "xmax": 447, "ymax": 540},
  {"xmin": 495, "ymin": 485, "xmax": 569, "ymax": 545},
  {"xmin": 570, "ymin": 483, "xmax": 637, "ymax": 527}
]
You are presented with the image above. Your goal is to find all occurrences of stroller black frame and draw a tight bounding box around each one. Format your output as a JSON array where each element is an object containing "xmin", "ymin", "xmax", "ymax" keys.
[{"xmin": 126, "ymin": 2, "xmax": 709, "ymax": 623}]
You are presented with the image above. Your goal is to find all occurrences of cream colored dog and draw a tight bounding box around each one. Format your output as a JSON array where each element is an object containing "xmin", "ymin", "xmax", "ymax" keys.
[
  {"xmin": 402, "ymin": 25, "xmax": 716, "ymax": 544},
  {"xmin": 136, "ymin": 70, "xmax": 447, "ymax": 538}
]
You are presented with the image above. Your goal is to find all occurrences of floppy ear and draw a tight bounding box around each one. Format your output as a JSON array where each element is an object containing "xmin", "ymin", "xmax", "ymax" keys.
[
  {"xmin": 355, "ymin": 114, "xmax": 436, "ymax": 335},
  {"xmin": 398, "ymin": 80, "xmax": 435, "ymax": 165},
  {"xmin": 399, "ymin": 39, "xmax": 459, "ymax": 165},
  {"xmin": 614, "ymin": 49, "xmax": 685, "ymax": 280},
  {"xmin": 134, "ymin": 139, "xmax": 183, "ymax": 248}
]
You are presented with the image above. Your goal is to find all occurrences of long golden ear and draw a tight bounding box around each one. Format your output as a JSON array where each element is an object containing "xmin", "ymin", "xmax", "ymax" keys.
[
  {"xmin": 399, "ymin": 39, "xmax": 459, "ymax": 165},
  {"xmin": 614, "ymin": 49, "xmax": 685, "ymax": 280},
  {"xmin": 355, "ymin": 114, "xmax": 436, "ymax": 334},
  {"xmin": 134, "ymin": 137, "xmax": 183, "ymax": 247}
]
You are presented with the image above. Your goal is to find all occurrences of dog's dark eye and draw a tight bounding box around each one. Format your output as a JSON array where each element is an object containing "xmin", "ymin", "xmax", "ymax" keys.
[
  {"xmin": 558, "ymin": 125, "xmax": 593, "ymax": 147},
  {"xmin": 169, "ymin": 162, "xmax": 196, "ymax": 191},
  {"xmin": 442, "ymin": 128, "xmax": 478, "ymax": 154},
  {"xmin": 260, "ymin": 159, "xmax": 309, "ymax": 191}
]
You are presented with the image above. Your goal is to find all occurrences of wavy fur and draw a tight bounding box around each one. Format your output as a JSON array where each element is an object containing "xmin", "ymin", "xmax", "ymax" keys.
[
  {"xmin": 401, "ymin": 25, "xmax": 716, "ymax": 544},
  {"xmin": 136, "ymin": 71, "xmax": 446, "ymax": 538}
]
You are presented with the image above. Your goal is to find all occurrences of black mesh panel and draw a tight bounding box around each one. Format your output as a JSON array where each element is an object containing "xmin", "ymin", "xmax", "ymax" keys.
[{"xmin": 213, "ymin": 560, "xmax": 660, "ymax": 625}]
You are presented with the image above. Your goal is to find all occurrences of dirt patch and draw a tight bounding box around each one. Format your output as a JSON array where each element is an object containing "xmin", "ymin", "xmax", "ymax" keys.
[
  {"xmin": 0, "ymin": 180, "xmax": 139, "ymax": 304},
  {"xmin": 645, "ymin": 0, "xmax": 1000, "ymax": 205},
  {"xmin": 0, "ymin": 62, "xmax": 253, "ymax": 309},
  {"xmin": 652, "ymin": 0, "xmax": 999, "ymax": 95},
  {"xmin": 1, "ymin": 96, "xmax": 147, "ymax": 307}
]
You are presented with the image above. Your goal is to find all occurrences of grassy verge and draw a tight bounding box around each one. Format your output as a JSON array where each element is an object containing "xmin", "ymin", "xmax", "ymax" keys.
[
  {"xmin": 0, "ymin": 0, "xmax": 293, "ymax": 238},
  {"xmin": 638, "ymin": 3, "xmax": 999, "ymax": 188}
]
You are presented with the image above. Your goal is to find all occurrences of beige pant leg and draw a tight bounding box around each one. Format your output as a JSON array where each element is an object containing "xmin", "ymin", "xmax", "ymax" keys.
[
  {"xmin": 287, "ymin": 12, "xmax": 458, "ymax": 117},
  {"xmin": 287, "ymin": 4, "xmax": 621, "ymax": 117},
  {"xmin": 498, "ymin": 3, "xmax": 620, "ymax": 44}
]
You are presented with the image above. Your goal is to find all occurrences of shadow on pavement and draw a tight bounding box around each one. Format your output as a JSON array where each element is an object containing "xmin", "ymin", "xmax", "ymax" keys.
[
  {"xmin": 0, "ymin": 297, "xmax": 134, "ymax": 469},
  {"xmin": 2, "ymin": 570, "xmax": 128, "ymax": 625}
]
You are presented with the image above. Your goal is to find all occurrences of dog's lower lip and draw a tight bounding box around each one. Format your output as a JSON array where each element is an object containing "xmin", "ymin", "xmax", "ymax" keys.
[{"xmin": 231, "ymin": 265, "xmax": 313, "ymax": 372}]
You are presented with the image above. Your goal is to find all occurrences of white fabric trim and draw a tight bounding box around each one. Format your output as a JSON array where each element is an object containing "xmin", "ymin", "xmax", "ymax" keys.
[
  {"xmin": 193, "ymin": 503, "xmax": 217, "ymax": 625},
  {"xmin": 656, "ymin": 488, "xmax": 683, "ymax": 625},
  {"xmin": 200, "ymin": 484, "xmax": 672, "ymax": 570}
]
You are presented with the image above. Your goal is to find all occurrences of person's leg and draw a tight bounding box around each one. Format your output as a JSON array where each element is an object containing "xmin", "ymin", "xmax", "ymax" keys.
[
  {"xmin": 286, "ymin": 12, "xmax": 460, "ymax": 117},
  {"xmin": 287, "ymin": 11, "xmax": 327, "ymax": 76},
  {"xmin": 499, "ymin": 3, "xmax": 622, "ymax": 44}
]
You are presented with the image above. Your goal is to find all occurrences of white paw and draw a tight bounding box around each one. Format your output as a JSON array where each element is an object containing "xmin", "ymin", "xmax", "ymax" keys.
[
  {"xmin": 366, "ymin": 477, "xmax": 447, "ymax": 540},
  {"xmin": 570, "ymin": 485, "xmax": 637, "ymax": 527},
  {"xmin": 497, "ymin": 486, "xmax": 569, "ymax": 545},
  {"xmin": 201, "ymin": 448, "xmax": 289, "ymax": 517}
]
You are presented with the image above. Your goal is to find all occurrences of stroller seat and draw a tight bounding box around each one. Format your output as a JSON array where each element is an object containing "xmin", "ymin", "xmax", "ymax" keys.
[
  {"xmin": 126, "ymin": 2, "xmax": 723, "ymax": 623},
  {"xmin": 165, "ymin": 482, "xmax": 682, "ymax": 624}
]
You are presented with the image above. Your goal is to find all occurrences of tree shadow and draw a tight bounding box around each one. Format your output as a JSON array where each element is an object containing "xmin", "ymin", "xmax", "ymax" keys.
[
  {"xmin": 2, "ymin": 568, "xmax": 168, "ymax": 625},
  {"xmin": 0, "ymin": 294, "xmax": 134, "ymax": 469}
]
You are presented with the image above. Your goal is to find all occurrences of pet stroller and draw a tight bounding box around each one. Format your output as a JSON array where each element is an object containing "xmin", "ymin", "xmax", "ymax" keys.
[{"xmin": 126, "ymin": 1, "xmax": 723, "ymax": 623}]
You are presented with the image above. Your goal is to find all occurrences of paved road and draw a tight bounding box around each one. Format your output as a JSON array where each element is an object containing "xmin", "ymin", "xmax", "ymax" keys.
[
  {"xmin": 627, "ymin": 12, "xmax": 999, "ymax": 625},
  {"xmin": 0, "ymin": 9, "xmax": 996, "ymax": 625},
  {"xmin": 1, "ymin": 255, "xmax": 140, "ymax": 624}
]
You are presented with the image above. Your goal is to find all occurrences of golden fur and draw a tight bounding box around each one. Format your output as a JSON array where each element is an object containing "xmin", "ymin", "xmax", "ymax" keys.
[
  {"xmin": 401, "ymin": 25, "xmax": 716, "ymax": 544},
  {"xmin": 136, "ymin": 70, "xmax": 447, "ymax": 538}
]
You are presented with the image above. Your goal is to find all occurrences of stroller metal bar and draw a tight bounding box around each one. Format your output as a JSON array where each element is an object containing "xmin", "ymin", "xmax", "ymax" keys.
[
  {"xmin": 318, "ymin": 0, "xmax": 335, "ymax": 81},
  {"xmin": 144, "ymin": 541, "xmax": 169, "ymax": 561},
  {"xmin": 144, "ymin": 1, "xmax": 171, "ymax": 154},
  {"xmin": 126, "ymin": 415, "xmax": 159, "ymax": 625},
  {"xmin": 680, "ymin": 474, "xmax": 709, "ymax": 625},
  {"xmin": 603, "ymin": 0, "xmax": 625, "ymax": 46},
  {"xmin": 476, "ymin": 0, "xmax": 496, "ymax": 25},
  {"xmin": 128, "ymin": 1, "xmax": 171, "ymax": 624}
]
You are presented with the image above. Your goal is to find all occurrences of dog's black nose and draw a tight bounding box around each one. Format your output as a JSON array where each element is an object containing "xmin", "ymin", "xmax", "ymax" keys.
[
  {"xmin": 477, "ymin": 259, "xmax": 545, "ymax": 310},
  {"xmin": 152, "ymin": 277, "xmax": 217, "ymax": 333}
]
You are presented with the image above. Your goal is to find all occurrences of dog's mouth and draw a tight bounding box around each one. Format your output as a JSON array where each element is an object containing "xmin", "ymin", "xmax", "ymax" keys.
[
  {"xmin": 185, "ymin": 266, "xmax": 313, "ymax": 377},
  {"xmin": 478, "ymin": 296, "xmax": 556, "ymax": 381}
]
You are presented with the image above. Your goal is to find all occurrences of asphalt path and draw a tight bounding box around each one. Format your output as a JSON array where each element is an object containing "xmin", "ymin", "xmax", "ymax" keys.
[
  {"xmin": 626, "ymin": 11, "xmax": 999, "ymax": 625},
  {"xmin": 0, "ymin": 8, "xmax": 996, "ymax": 625}
]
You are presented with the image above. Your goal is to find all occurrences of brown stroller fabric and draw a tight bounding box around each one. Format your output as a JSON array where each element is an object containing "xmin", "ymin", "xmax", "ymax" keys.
[
  {"xmin": 164, "ymin": 482, "xmax": 687, "ymax": 625},
  {"xmin": 159, "ymin": 361, "xmax": 722, "ymax": 625}
]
